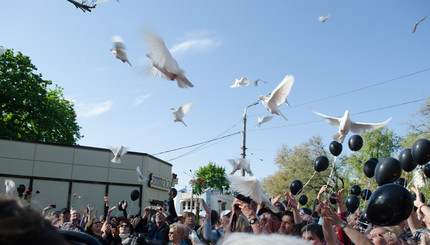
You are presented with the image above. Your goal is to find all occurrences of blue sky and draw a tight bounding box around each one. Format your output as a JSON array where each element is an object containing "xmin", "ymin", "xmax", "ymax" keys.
[{"xmin": 1, "ymin": 0, "xmax": 429, "ymax": 191}]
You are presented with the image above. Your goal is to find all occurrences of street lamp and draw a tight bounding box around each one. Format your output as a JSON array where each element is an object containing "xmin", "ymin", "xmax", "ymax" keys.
[{"xmin": 241, "ymin": 100, "xmax": 260, "ymax": 176}]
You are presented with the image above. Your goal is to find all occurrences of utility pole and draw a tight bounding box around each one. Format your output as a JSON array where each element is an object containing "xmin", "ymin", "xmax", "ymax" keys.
[{"xmin": 241, "ymin": 100, "xmax": 260, "ymax": 176}]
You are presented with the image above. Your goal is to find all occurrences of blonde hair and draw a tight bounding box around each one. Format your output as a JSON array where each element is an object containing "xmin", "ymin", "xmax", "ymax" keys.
[
  {"xmin": 235, "ymin": 214, "xmax": 250, "ymax": 232},
  {"xmin": 170, "ymin": 223, "xmax": 186, "ymax": 236}
]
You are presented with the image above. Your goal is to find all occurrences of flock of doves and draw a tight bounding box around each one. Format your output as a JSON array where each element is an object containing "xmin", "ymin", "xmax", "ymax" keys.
[{"xmin": 104, "ymin": 13, "xmax": 427, "ymax": 190}]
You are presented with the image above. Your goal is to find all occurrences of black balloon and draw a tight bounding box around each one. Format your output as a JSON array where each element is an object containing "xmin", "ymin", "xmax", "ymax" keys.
[
  {"xmin": 424, "ymin": 163, "xmax": 430, "ymax": 178},
  {"xmin": 348, "ymin": 135, "xmax": 363, "ymax": 151},
  {"xmin": 367, "ymin": 184, "xmax": 413, "ymax": 226},
  {"xmin": 290, "ymin": 180, "xmax": 303, "ymax": 195},
  {"xmin": 329, "ymin": 193, "xmax": 337, "ymax": 204},
  {"xmin": 411, "ymin": 193, "xmax": 426, "ymax": 203},
  {"xmin": 395, "ymin": 177, "xmax": 407, "ymax": 187},
  {"xmin": 299, "ymin": 195, "xmax": 308, "ymax": 205},
  {"xmin": 17, "ymin": 184, "xmax": 26, "ymax": 194},
  {"xmin": 130, "ymin": 190, "xmax": 140, "ymax": 201},
  {"xmin": 359, "ymin": 209, "xmax": 369, "ymax": 229},
  {"xmin": 361, "ymin": 189, "xmax": 372, "ymax": 201},
  {"xmin": 118, "ymin": 200, "xmax": 127, "ymax": 211},
  {"xmin": 313, "ymin": 156, "xmax": 329, "ymax": 172},
  {"xmin": 329, "ymin": 141, "xmax": 343, "ymax": 157},
  {"xmin": 399, "ymin": 149, "xmax": 418, "ymax": 172},
  {"xmin": 363, "ymin": 158, "xmax": 378, "ymax": 178},
  {"xmin": 411, "ymin": 139, "xmax": 430, "ymax": 165},
  {"xmin": 374, "ymin": 157, "xmax": 402, "ymax": 186},
  {"xmin": 345, "ymin": 195, "xmax": 360, "ymax": 213},
  {"xmin": 350, "ymin": 185, "xmax": 362, "ymax": 196}
]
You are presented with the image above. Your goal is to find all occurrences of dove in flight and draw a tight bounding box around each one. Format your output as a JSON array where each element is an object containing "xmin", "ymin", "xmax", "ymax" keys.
[
  {"xmin": 412, "ymin": 15, "xmax": 427, "ymax": 33},
  {"xmin": 257, "ymin": 116, "xmax": 274, "ymax": 127},
  {"xmin": 110, "ymin": 36, "xmax": 132, "ymax": 67},
  {"xmin": 143, "ymin": 30, "xmax": 194, "ymax": 88},
  {"xmin": 108, "ymin": 145, "xmax": 129, "ymax": 163},
  {"xmin": 227, "ymin": 158, "xmax": 253, "ymax": 176},
  {"xmin": 312, "ymin": 109, "xmax": 392, "ymax": 143},
  {"xmin": 136, "ymin": 166, "xmax": 148, "ymax": 183},
  {"xmin": 318, "ymin": 14, "xmax": 333, "ymax": 23},
  {"xmin": 171, "ymin": 102, "xmax": 195, "ymax": 127},
  {"xmin": 227, "ymin": 175, "xmax": 279, "ymax": 213},
  {"xmin": 259, "ymin": 75, "xmax": 294, "ymax": 121},
  {"xmin": 5, "ymin": 179, "xmax": 15, "ymax": 196},
  {"xmin": 230, "ymin": 77, "xmax": 251, "ymax": 88},
  {"xmin": 253, "ymin": 79, "xmax": 267, "ymax": 86}
]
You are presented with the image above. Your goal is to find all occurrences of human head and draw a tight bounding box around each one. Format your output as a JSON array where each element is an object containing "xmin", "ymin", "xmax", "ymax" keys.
[
  {"xmin": 84, "ymin": 218, "xmax": 102, "ymax": 236},
  {"xmin": 274, "ymin": 202, "xmax": 285, "ymax": 212},
  {"xmin": 70, "ymin": 209, "xmax": 81, "ymax": 222},
  {"xmin": 174, "ymin": 216, "xmax": 184, "ymax": 224},
  {"xmin": 257, "ymin": 207, "xmax": 281, "ymax": 233},
  {"xmin": 235, "ymin": 214, "xmax": 250, "ymax": 232},
  {"xmin": 220, "ymin": 210, "xmax": 231, "ymax": 228},
  {"xmin": 301, "ymin": 223, "xmax": 325, "ymax": 245},
  {"xmin": 118, "ymin": 219, "xmax": 134, "ymax": 236},
  {"xmin": 155, "ymin": 211, "xmax": 166, "ymax": 228},
  {"xmin": 0, "ymin": 196, "xmax": 69, "ymax": 245},
  {"xmin": 183, "ymin": 211, "xmax": 196, "ymax": 230},
  {"xmin": 367, "ymin": 227, "xmax": 402, "ymax": 245},
  {"xmin": 279, "ymin": 211, "xmax": 295, "ymax": 235},
  {"xmin": 59, "ymin": 208, "xmax": 70, "ymax": 223},
  {"xmin": 169, "ymin": 223, "xmax": 186, "ymax": 244}
]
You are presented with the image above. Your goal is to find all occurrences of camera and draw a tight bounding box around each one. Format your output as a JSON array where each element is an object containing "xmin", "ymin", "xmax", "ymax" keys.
[{"xmin": 50, "ymin": 204, "xmax": 56, "ymax": 208}]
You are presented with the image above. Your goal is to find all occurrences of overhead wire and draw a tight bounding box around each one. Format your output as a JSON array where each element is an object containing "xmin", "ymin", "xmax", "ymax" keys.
[{"xmin": 152, "ymin": 68, "xmax": 430, "ymax": 160}]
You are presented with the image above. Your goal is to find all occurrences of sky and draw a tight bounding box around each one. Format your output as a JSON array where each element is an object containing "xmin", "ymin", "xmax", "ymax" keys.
[{"xmin": 1, "ymin": 0, "xmax": 429, "ymax": 192}]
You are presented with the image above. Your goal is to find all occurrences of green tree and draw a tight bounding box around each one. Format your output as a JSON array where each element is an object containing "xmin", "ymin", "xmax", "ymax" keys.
[
  {"xmin": 192, "ymin": 162, "xmax": 229, "ymax": 195},
  {"xmin": 263, "ymin": 135, "xmax": 348, "ymax": 204},
  {"xmin": 0, "ymin": 48, "xmax": 82, "ymax": 144},
  {"xmin": 402, "ymin": 98, "xmax": 430, "ymax": 148},
  {"xmin": 344, "ymin": 127, "xmax": 402, "ymax": 181}
]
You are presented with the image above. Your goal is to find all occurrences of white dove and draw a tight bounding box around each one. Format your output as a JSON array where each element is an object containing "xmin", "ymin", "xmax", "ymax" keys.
[
  {"xmin": 318, "ymin": 14, "xmax": 333, "ymax": 23},
  {"xmin": 136, "ymin": 166, "xmax": 148, "ymax": 183},
  {"xmin": 0, "ymin": 47, "xmax": 6, "ymax": 56},
  {"xmin": 227, "ymin": 158, "xmax": 253, "ymax": 176},
  {"xmin": 110, "ymin": 36, "xmax": 132, "ymax": 67},
  {"xmin": 227, "ymin": 175, "xmax": 279, "ymax": 213},
  {"xmin": 412, "ymin": 15, "xmax": 427, "ymax": 33},
  {"xmin": 108, "ymin": 145, "xmax": 129, "ymax": 163},
  {"xmin": 312, "ymin": 110, "xmax": 392, "ymax": 143},
  {"xmin": 259, "ymin": 75, "xmax": 294, "ymax": 121},
  {"xmin": 171, "ymin": 102, "xmax": 195, "ymax": 127},
  {"xmin": 230, "ymin": 77, "xmax": 251, "ymax": 88},
  {"xmin": 143, "ymin": 30, "xmax": 194, "ymax": 88},
  {"xmin": 257, "ymin": 116, "xmax": 274, "ymax": 127},
  {"xmin": 5, "ymin": 179, "xmax": 15, "ymax": 196}
]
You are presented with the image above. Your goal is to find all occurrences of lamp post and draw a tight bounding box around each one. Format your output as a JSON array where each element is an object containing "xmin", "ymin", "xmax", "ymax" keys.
[{"xmin": 241, "ymin": 100, "xmax": 260, "ymax": 176}]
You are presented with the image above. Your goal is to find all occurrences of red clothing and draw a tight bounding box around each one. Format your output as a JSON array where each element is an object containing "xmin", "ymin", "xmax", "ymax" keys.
[{"xmin": 337, "ymin": 212, "xmax": 351, "ymax": 245}]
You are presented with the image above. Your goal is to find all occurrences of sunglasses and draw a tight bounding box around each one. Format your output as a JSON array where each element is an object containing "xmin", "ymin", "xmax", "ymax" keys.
[{"xmin": 119, "ymin": 224, "xmax": 130, "ymax": 228}]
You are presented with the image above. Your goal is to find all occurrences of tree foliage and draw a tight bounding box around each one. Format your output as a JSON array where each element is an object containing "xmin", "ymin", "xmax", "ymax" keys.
[
  {"xmin": 344, "ymin": 127, "xmax": 402, "ymax": 180},
  {"xmin": 193, "ymin": 162, "xmax": 229, "ymax": 195},
  {"xmin": 263, "ymin": 135, "xmax": 348, "ymax": 205},
  {"xmin": 402, "ymin": 98, "xmax": 430, "ymax": 148},
  {"xmin": 0, "ymin": 49, "xmax": 82, "ymax": 144}
]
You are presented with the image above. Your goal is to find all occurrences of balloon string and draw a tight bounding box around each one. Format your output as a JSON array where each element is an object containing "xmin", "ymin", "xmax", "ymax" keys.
[
  {"xmin": 297, "ymin": 171, "xmax": 317, "ymax": 195},
  {"xmin": 406, "ymin": 166, "xmax": 421, "ymax": 189},
  {"xmin": 130, "ymin": 202, "xmax": 135, "ymax": 215},
  {"xmin": 363, "ymin": 179, "xmax": 372, "ymax": 210},
  {"xmin": 326, "ymin": 156, "xmax": 337, "ymax": 187}
]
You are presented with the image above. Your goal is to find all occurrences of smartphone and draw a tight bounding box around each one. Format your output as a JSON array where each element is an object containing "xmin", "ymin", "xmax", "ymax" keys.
[{"xmin": 50, "ymin": 204, "xmax": 56, "ymax": 208}]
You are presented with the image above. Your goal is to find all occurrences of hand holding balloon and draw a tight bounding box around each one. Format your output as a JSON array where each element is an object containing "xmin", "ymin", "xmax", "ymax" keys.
[
  {"xmin": 334, "ymin": 189, "xmax": 345, "ymax": 213},
  {"xmin": 285, "ymin": 191, "xmax": 299, "ymax": 210},
  {"xmin": 317, "ymin": 185, "xmax": 328, "ymax": 200},
  {"xmin": 411, "ymin": 187, "xmax": 425, "ymax": 207}
]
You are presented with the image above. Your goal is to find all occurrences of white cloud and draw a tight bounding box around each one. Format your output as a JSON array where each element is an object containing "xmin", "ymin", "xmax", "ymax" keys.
[
  {"xmin": 134, "ymin": 93, "xmax": 152, "ymax": 106},
  {"xmin": 170, "ymin": 38, "xmax": 222, "ymax": 55},
  {"xmin": 75, "ymin": 100, "xmax": 113, "ymax": 119}
]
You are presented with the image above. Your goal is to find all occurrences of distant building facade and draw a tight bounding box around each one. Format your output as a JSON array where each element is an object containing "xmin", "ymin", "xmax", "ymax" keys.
[{"xmin": 0, "ymin": 138, "xmax": 173, "ymax": 216}]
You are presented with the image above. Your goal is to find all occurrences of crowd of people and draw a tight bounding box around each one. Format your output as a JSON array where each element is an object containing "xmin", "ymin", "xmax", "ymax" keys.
[{"xmin": 1, "ymin": 185, "xmax": 430, "ymax": 245}]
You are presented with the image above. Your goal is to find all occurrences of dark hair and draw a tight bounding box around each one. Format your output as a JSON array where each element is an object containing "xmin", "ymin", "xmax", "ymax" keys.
[
  {"xmin": 282, "ymin": 211, "xmax": 295, "ymax": 225},
  {"xmin": 301, "ymin": 223, "xmax": 324, "ymax": 242},
  {"xmin": 118, "ymin": 217, "xmax": 134, "ymax": 234},
  {"xmin": 234, "ymin": 192, "xmax": 252, "ymax": 204},
  {"xmin": 0, "ymin": 196, "xmax": 69, "ymax": 245}
]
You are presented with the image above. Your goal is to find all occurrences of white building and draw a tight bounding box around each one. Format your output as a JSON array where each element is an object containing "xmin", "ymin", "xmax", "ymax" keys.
[{"xmin": 0, "ymin": 138, "xmax": 174, "ymax": 216}]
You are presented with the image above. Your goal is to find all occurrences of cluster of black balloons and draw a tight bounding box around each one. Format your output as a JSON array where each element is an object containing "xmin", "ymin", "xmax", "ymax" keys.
[{"xmin": 363, "ymin": 138, "xmax": 430, "ymax": 226}]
